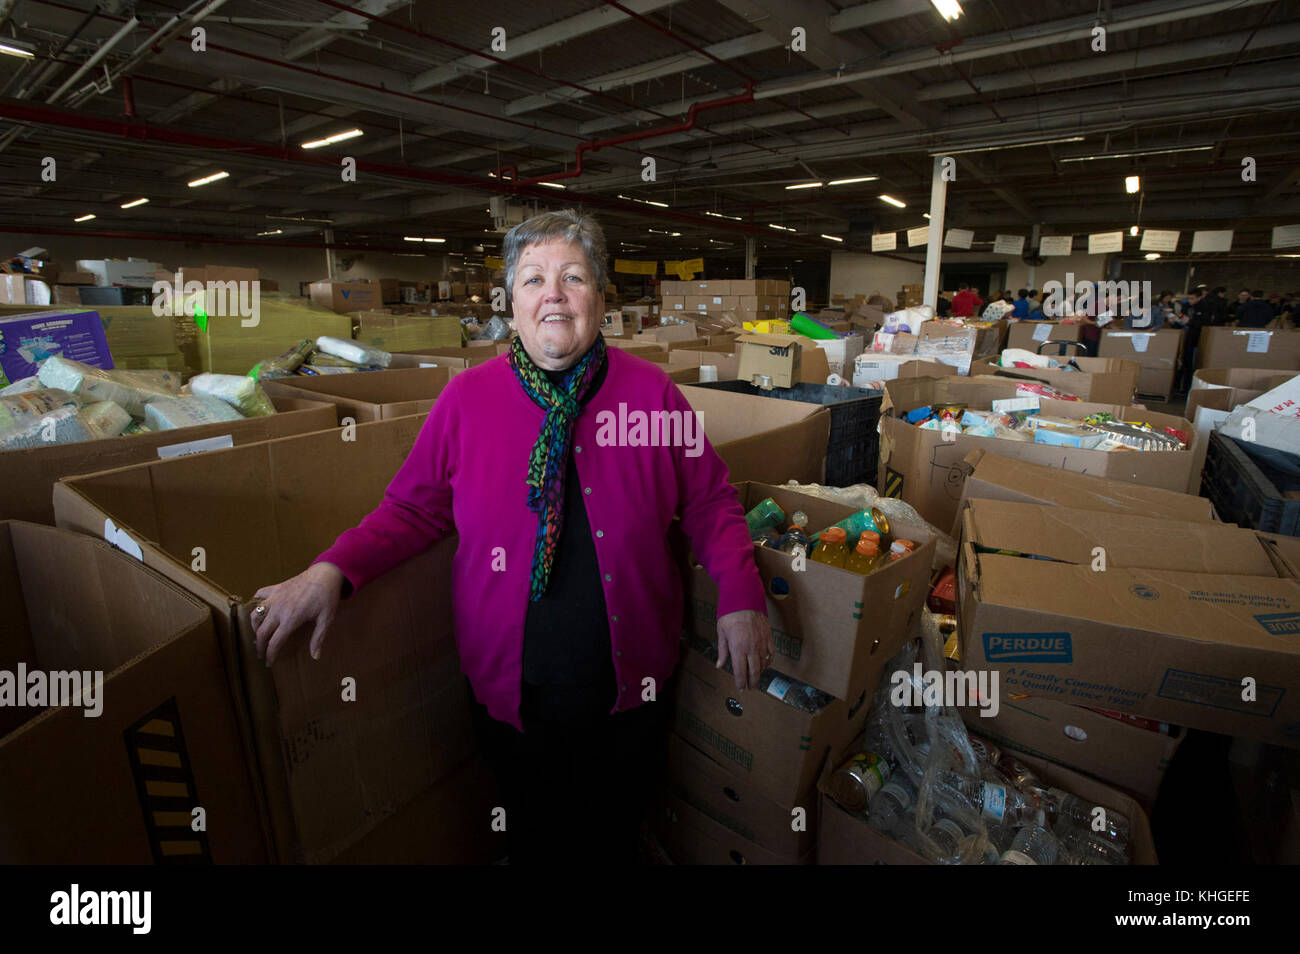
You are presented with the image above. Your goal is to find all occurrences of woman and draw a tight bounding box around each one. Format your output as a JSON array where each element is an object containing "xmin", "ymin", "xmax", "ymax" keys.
[{"xmin": 249, "ymin": 209, "xmax": 774, "ymax": 865}]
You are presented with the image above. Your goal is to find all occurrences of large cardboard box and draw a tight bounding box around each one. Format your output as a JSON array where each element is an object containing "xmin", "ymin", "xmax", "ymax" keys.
[
  {"xmin": 1099, "ymin": 328, "xmax": 1183, "ymax": 399},
  {"xmin": 0, "ymin": 309, "xmax": 114, "ymax": 387},
  {"xmin": 1006, "ymin": 320, "xmax": 1085, "ymax": 352},
  {"xmin": 817, "ymin": 746, "xmax": 1157, "ymax": 865},
  {"xmin": 734, "ymin": 333, "xmax": 831, "ymax": 387},
  {"xmin": 1, "ymin": 394, "xmax": 337, "ymax": 526},
  {"xmin": 654, "ymin": 786, "xmax": 814, "ymax": 865},
  {"xmin": 957, "ymin": 499, "xmax": 1300, "ymax": 745},
  {"xmin": 198, "ymin": 302, "xmax": 352, "ymax": 375},
  {"xmin": 664, "ymin": 732, "xmax": 816, "ymax": 858},
  {"xmin": 683, "ymin": 481, "xmax": 933, "ymax": 702},
  {"xmin": 262, "ymin": 366, "xmax": 455, "ymax": 423},
  {"xmin": 1197, "ymin": 328, "xmax": 1300, "ymax": 371},
  {"xmin": 680, "ymin": 385, "xmax": 830, "ymax": 485},
  {"xmin": 970, "ymin": 356, "xmax": 1140, "ymax": 406},
  {"xmin": 75, "ymin": 258, "xmax": 162, "ymax": 288},
  {"xmin": 730, "ymin": 279, "xmax": 789, "ymax": 297},
  {"xmin": 917, "ymin": 320, "xmax": 1007, "ymax": 374},
  {"xmin": 308, "ymin": 280, "xmax": 382, "ymax": 314},
  {"xmin": 53, "ymin": 417, "xmax": 478, "ymax": 863},
  {"xmin": 0, "ymin": 521, "xmax": 267, "ymax": 863},
  {"xmin": 0, "ymin": 272, "xmax": 51, "ymax": 306},
  {"xmin": 177, "ymin": 266, "xmax": 260, "ymax": 287},
  {"xmin": 100, "ymin": 310, "xmax": 178, "ymax": 358},
  {"xmin": 1184, "ymin": 368, "xmax": 1298, "ymax": 495},
  {"xmin": 600, "ymin": 339, "xmax": 671, "ymax": 362},
  {"xmin": 810, "ymin": 334, "xmax": 866, "ymax": 378},
  {"xmin": 958, "ymin": 695, "xmax": 1183, "ymax": 811},
  {"xmin": 673, "ymin": 637, "xmax": 870, "ymax": 807},
  {"xmin": 354, "ymin": 314, "xmax": 463, "ymax": 352},
  {"xmin": 667, "ymin": 348, "xmax": 740, "ymax": 380},
  {"xmin": 878, "ymin": 376, "xmax": 1199, "ymax": 532},
  {"xmin": 954, "ymin": 448, "xmax": 1214, "ymax": 536}
]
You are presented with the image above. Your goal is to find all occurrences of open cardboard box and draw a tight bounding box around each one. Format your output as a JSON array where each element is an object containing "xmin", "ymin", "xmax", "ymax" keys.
[
  {"xmin": 262, "ymin": 366, "xmax": 456, "ymax": 422},
  {"xmin": 600, "ymin": 339, "xmax": 671, "ymax": 362},
  {"xmin": 952, "ymin": 448, "xmax": 1215, "ymax": 537},
  {"xmin": 0, "ymin": 521, "xmax": 267, "ymax": 863},
  {"xmin": 667, "ymin": 348, "xmax": 740, "ymax": 380},
  {"xmin": 681, "ymin": 481, "xmax": 934, "ymax": 702},
  {"xmin": 680, "ymin": 386, "xmax": 830, "ymax": 485},
  {"xmin": 734, "ymin": 333, "xmax": 831, "ymax": 387},
  {"xmin": 1006, "ymin": 320, "xmax": 1086, "ymax": 352},
  {"xmin": 879, "ymin": 375, "xmax": 1199, "ymax": 532},
  {"xmin": 971, "ymin": 355, "xmax": 1140, "ymax": 406},
  {"xmin": 817, "ymin": 744, "xmax": 1158, "ymax": 865},
  {"xmin": 956, "ymin": 695, "xmax": 1183, "ymax": 812},
  {"xmin": 672, "ymin": 634, "xmax": 870, "ymax": 808},
  {"xmin": 1099, "ymin": 328, "xmax": 1183, "ymax": 399},
  {"xmin": 957, "ymin": 498, "xmax": 1300, "ymax": 745},
  {"xmin": 53, "ymin": 417, "xmax": 478, "ymax": 863},
  {"xmin": 1, "ymin": 394, "xmax": 337, "ymax": 526}
]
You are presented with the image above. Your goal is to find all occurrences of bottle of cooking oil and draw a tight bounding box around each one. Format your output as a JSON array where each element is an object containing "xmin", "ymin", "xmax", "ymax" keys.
[{"xmin": 810, "ymin": 526, "xmax": 849, "ymax": 568}]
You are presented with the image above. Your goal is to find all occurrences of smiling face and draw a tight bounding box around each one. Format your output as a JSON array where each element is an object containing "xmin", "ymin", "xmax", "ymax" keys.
[{"xmin": 511, "ymin": 238, "xmax": 604, "ymax": 371}]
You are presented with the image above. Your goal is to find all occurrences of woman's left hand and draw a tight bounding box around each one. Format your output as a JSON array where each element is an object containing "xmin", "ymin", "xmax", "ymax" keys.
[{"xmin": 716, "ymin": 609, "xmax": 774, "ymax": 691}]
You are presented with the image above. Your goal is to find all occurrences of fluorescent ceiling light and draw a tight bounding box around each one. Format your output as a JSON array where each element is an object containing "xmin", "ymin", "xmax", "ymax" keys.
[
  {"xmin": 617, "ymin": 193, "xmax": 669, "ymax": 208},
  {"xmin": 257, "ymin": 229, "xmax": 282, "ymax": 236},
  {"xmin": 73, "ymin": 213, "xmax": 96, "ymax": 222},
  {"xmin": 1145, "ymin": 253, "xmax": 1160, "ymax": 260},
  {"xmin": 120, "ymin": 197, "xmax": 149, "ymax": 209},
  {"xmin": 1129, "ymin": 225, "xmax": 1139, "ymax": 236},
  {"xmin": 879, "ymin": 194, "xmax": 906, "ymax": 208},
  {"xmin": 827, "ymin": 176, "xmax": 878, "ymax": 185},
  {"xmin": 1060, "ymin": 146, "xmax": 1212, "ymax": 162},
  {"xmin": 923, "ymin": 213, "xmax": 931, "ymax": 219},
  {"xmin": 931, "ymin": 0, "xmax": 963, "ymax": 21},
  {"xmin": 785, "ymin": 181, "xmax": 823, "ymax": 190},
  {"xmin": 1125, "ymin": 175, "xmax": 1140, "ymax": 194},
  {"xmin": 0, "ymin": 39, "xmax": 36, "ymax": 58},
  {"xmin": 647, "ymin": 228, "xmax": 681, "ymax": 237},
  {"xmin": 933, "ymin": 135, "xmax": 1085, "ymax": 156},
  {"xmin": 703, "ymin": 210, "xmax": 741, "ymax": 220},
  {"xmin": 821, "ymin": 234, "xmax": 843, "ymax": 242},
  {"xmin": 187, "ymin": 171, "xmax": 229, "ymax": 188},
  {"xmin": 267, "ymin": 214, "xmax": 333, "ymax": 223},
  {"xmin": 538, "ymin": 181, "xmax": 567, "ymax": 189},
  {"xmin": 300, "ymin": 128, "xmax": 363, "ymax": 149},
  {"xmin": 768, "ymin": 223, "xmax": 796, "ymax": 232},
  {"xmin": 404, "ymin": 236, "xmax": 446, "ymax": 243}
]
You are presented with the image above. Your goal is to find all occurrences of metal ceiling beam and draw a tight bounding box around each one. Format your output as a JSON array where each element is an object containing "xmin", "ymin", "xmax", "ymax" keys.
[
  {"xmin": 826, "ymin": 0, "xmax": 933, "ymax": 31},
  {"xmin": 283, "ymin": 0, "xmax": 408, "ymax": 61},
  {"xmin": 410, "ymin": 0, "xmax": 679, "ymax": 92}
]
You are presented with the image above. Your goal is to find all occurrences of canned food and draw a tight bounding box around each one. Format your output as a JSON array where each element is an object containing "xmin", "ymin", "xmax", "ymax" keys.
[
  {"xmin": 867, "ymin": 507, "xmax": 890, "ymax": 538},
  {"xmin": 932, "ymin": 403, "xmax": 968, "ymax": 423},
  {"xmin": 827, "ymin": 752, "xmax": 891, "ymax": 814}
]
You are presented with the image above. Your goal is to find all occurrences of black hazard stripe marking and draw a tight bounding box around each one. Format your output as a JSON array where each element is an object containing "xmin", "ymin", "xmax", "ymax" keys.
[
  {"xmin": 124, "ymin": 698, "xmax": 211, "ymax": 864},
  {"xmin": 883, "ymin": 468, "xmax": 904, "ymax": 498}
]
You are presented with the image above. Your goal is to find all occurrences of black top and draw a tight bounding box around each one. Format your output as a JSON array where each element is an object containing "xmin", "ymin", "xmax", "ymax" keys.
[
  {"xmin": 1237, "ymin": 300, "xmax": 1275, "ymax": 328},
  {"xmin": 520, "ymin": 355, "xmax": 616, "ymax": 724}
]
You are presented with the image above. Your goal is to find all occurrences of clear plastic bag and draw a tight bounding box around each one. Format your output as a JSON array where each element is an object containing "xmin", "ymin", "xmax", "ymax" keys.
[
  {"xmin": 36, "ymin": 356, "xmax": 180, "ymax": 418},
  {"xmin": 315, "ymin": 336, "xmax": 391, "ymax": 368},
  {"xmin": 144, "ymin": 395, "xmax": 244, "ymax": 430},
  {"xmin": 189, "ymin": 373, "xmax": 275, "ymax": 417}
]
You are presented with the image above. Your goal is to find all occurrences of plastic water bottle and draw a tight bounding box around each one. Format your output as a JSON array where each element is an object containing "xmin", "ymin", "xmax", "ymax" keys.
[
  {"xmin": 1045, "ymin": 787, "xmax": 1131, "ymax": 848},
  {"xmin": 777, "ymin": 523, "xmax": 810, "ymax": 555},
  {"xmin": 1057, "ymin": 824, "xmax": 1128, "ymax": 865},
  {"xmin": 869, "ymin": 776, "xmax": 915, "ymax": 837},
  {"xmin": 757, "ymin": 671, "xmax": 833, "ymax": 714},
  {"xmin": 939, "ymin": 772, "xmax": 1040, "ymax": 826},
  {"xmin": 999, "ymin": 822, "xmax": 1059, "ymax": 865}
]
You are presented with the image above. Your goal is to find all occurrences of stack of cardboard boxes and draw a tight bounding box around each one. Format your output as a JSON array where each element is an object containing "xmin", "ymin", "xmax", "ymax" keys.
[{"xmin": 660, "ymin": 280, "xmax": 790, "ymax": 324}]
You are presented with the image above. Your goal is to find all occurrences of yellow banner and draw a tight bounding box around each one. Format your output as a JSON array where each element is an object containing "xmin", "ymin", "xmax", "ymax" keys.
[
  {"xmin": 485, "ymin": 256, "xmax": 505, "ymax": 271},
  {"xmin": 664, "ymin": 257, "xmax": 704, "ymax": 279},
  {"xmin": 615, "ymin": 258, "xmax": 658, "ymax": 276}
]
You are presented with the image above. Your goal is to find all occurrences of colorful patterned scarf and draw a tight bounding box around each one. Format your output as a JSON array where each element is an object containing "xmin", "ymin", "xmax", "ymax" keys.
[{"xmin": 509, "ymin": 334, "xmax": 608, "ymax": 601}]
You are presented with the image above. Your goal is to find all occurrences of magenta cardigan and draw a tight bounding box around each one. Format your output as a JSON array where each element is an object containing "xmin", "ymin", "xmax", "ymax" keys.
[{"xmin": 313, "ymin": 347, "xmax": 767, "ymax": 730}]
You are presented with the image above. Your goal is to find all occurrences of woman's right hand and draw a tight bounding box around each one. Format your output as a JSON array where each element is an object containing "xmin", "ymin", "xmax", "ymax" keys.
[{"xmin": 251, "ymin": 562, "xmax": 345, "ymax": 666}]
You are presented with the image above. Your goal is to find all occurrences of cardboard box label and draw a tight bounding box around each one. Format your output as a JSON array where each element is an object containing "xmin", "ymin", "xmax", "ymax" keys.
[
  {"xmin": 1158, "ymin": 668, "xmax": 1285, "ymax": 715},
  {"xmin": 157, "ymin": 434, "xmax": 235, "ymax": 458},
  {"xmin": 1247, "ymin": 332, "xmax": 1271, "ymax": 354},
  {"xmin": 982, "ymin": 632, "xmax": 1073, "ymax": 663},
  {"xmin": 1032, "ymin": 323, "xmax": 1052, "ymax": 342}
]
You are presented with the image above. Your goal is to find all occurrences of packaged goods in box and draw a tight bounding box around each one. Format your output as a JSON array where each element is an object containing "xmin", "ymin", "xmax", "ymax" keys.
[
  {"xmin": 678, "ymin": 386, "xmax": 830, "ymax": 485},
  {"xmin": 733, "ymin": 333, "xmax": 831, "ymax": 388},
  {"xmin": 0, "ymin": 310, "xmax": 113, "ymax": 387},
  {"xmin": 971, "ymin": 355, "xmax": 1139, "ymax": 406},
  {"xmin": 0, "ymin": 521, "xmax": 267, "ymax": 863},
  {"xmin": 1099, "ymin": 328, "xmax": 1183, "ymax": 399},
  {"xmin": 878, "ymin": 376, "xmax": 1198, "ymax": 532},
  {"xmin": 682, "ymin": 481, "xmax": 933, "ymax": 702},
  {"xmin": 1197, "ymin": 328, "xmax": 1300, "ymax": 371},
  {"xmin": 664, "ymin": 732, "xmax": 816, "ymax": 858},
  {"xmin": 957, "ymin": 498, "xmax": 1300, "ymax": 745},
  {"xmin": 672, "ymin": 634, "xmax": 870, "ymax": 807},
  {"xmin": 308, "ymin": 280, "xmax": 382, "ymax": 314},
  {"xmin": 54, "ymin": 417, "xmax": 478, "ymax": 863},
  {"xmin": 198, "ymin": 301, "xmax": 352, "ymax": 375},
  {"xmin": 810, "ymin": 334, "xmax": 865, "ymax": 378},
  {"xmin": 1, "ymin": 393, "xmax": 335, "ymax": 525},
  {"xmin": 263, "ymin": 366, "xmax": 455, "ymax": 423}
]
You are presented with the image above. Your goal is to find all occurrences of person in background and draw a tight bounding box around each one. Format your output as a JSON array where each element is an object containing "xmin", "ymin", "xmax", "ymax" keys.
[
  {"xmin": 950, "ymin": 282, "xmax": 983, "ymax": 318},
  {"xmin": 1010, "ymin": 288, "xmax": 1031, "ymax": 319},
  {"xmin": 249, "ymin": 209, "xmax": 773, "ymax": 866},
  {"xmin": 1153, "ymin": 290, "xmax": 1175, "ymax": 326},
  {"xmin": 935, "ymin": 290, "xmax": 952, "ymax": 317},
  {"xmin": 1203, "ymin": 286, "xmax": 1229, "ymax": 327},
  {"xmin": 1229, "ymin": 289, "xmax": 1251, "ymax": 323},
  {"xmin": 1174, "ymin": 287, "xmax": 1207, "ymax": 392},
  {"xmin": 982, "ymin": 292, "xmax": 1015, "ymax": 320},
  {"xmin": 1235, "ymin": 289, "xmax": 1275, "ymax": 328}
]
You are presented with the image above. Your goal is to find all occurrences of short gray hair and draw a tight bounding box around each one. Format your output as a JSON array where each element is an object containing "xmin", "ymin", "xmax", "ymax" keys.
[{"xmin": 503, "ymin": 209, "xmax": 608, "ymax": 306}]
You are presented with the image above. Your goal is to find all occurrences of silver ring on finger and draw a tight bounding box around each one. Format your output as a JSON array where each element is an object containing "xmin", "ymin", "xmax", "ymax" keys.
[{"xmin": 254, "ymin": 604, "xmax": 268, "ymax": 618}]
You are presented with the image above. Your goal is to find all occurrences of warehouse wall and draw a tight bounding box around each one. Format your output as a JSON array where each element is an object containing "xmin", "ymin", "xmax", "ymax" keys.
[
  {"xmin": 4, "ymin": 232, "xmax": 456, "ymax": 293},
  {"xmin": 830, "ymin": 249, "xmax": 1110, "ymax": 298}
]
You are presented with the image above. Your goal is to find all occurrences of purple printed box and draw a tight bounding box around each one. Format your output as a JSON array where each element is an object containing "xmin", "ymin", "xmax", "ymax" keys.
[{"xmin": 0, "ymin": 310, "xmax": 114, "ymax": 388}]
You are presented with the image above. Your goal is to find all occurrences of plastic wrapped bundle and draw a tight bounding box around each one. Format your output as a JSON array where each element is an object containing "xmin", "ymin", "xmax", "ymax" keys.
[
  {"xmin": 78, "ymin": 400, "xmax": 132, "ymax": 440},
  {"xmin": 304, "ymin": 351, "xmax": 370, "ymax": 370},
  {"xmin": 0, "ymin": 388, "xmax": 83, "ymax": 449},
  {"xmin": 0, "ymin": 375, "xmax": 44, "ymax": 397},
  {"xmin": 315, "ymin": 336, "xmax": 391, "ymax": 368},
  {"xmin": 37, "ymin": 356, "xmax": 181, "ymax": 418},
  {"xmin": 249, "ymin": 338, "xmax": 315, "ymax": 381},
  {"xmin": 144, "ymin": 395, "xmax": 244, "ymax": 431},
  {"xmin": 478, "ymin": 315, "xmax": 511, "ymax": 340},
  {"xmin": 189, "ymin": 373, "xmax": 275, "ymax": 417}
]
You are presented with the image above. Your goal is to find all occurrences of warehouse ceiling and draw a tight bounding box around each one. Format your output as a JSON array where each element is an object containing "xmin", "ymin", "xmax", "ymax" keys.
[{"xmin": 1, "ymin": 0, "xmax": 1298, "ymax": 269}]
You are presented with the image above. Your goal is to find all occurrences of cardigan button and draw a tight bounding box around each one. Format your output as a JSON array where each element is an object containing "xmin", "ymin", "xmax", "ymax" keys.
[
  {"xmin": 611, "ymin": 615, "xmax": 618, "ymax": 622},
  {"xmin": 584, "ymin": 487, "xmax": 592, "ymax": 495},
  {"xmin": 604, "ymin": 573, "xmax": 612, "ymax": 582},
  {"xmin": 595, "ymin": 530, "xmax": 604, "ymax": 538},
  {"xmin": 575, "ymin": 445, "xmax": 582, "ymax": 453}
]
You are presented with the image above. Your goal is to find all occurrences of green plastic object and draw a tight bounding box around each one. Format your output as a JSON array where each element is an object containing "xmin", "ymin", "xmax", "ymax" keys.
[
  {"xmin": 744, "ymin": 497, "xmax": 787, "ymax": 538},
  {"xmin": 790, "ymin": 312, "xmax": 838, "ymax": 340}
]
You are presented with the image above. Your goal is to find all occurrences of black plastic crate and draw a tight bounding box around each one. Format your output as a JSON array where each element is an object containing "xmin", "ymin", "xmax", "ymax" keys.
[
  {"xmin": 1202, "ymin": 430, "xmax": 1300, "ymax": 536},
  {"xmin": 690, "ymin": 380, "xmax": 882, "ymax": 487}
]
